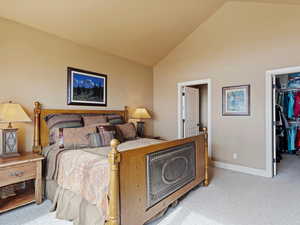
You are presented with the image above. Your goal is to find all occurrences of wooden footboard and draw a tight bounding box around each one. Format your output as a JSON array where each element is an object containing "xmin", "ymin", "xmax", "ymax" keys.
[{"xmin": 106, "ymin": 132, "xmax": 209, "ymax": 225}]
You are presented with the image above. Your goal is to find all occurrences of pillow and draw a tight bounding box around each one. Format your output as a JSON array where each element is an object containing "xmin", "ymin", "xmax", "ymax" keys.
[
  {"xmin": 88, "ymin": 127, "xmax": 115, "ymax": 147},
  {"xmin": 116, "ymin": 123, "xmax": 137, "ymax": 140},
  {"xmin": 109, "ymin": 118, "xmax": 124, "ymax": 125},
  {"xmin": 88, "ymin": 133, "xmax": 103, "ymax": 148},
  {"xmin": 87, "ymin": 122, "xmax": 110, "ymax": 127},
  {"xmin": 83, "ymin": 115, "xmax": 107, "ymax": 126},
  {"xmin": 107, "ymin": 114, "xmax": 124, "ymax": 125},
  {"xmin": 45, "ymin": 114, "xmax": 83, "ymax": 129},
  {"xmin": 45, "ymin": 114, "xmax": 83, "ymax": 145},
  {"xmin": 97, "ymin": 125, "xmax": 124, "ymax": 143},
  {"xmin": 55, "ymin": 126, "xmax": 96, "ymax": 148}
]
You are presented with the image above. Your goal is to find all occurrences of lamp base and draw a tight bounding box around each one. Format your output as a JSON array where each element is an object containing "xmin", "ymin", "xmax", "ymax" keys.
[
  {"xmin": 0, "ymin": 128, "xmax": 19, "ymax": 158},
  {"xmin": 0, "ymin": 152, "xmax": 20, "ymax": 158},
  {"xmin": 136, "ymin": 121, "xmax": 145, "ymax": 138}
]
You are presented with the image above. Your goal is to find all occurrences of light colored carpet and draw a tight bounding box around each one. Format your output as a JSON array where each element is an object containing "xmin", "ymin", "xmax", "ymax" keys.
[
  {"xmin": 1, "ymin": 154, "xmax": 300, "ymax": 225},
  {"xmin": 21, "ymin": 212, "xmax": 72, "ymax": 225},
  {"xmin": 0, "ymin": 200, "xmax": 53, "ymax": 225}
]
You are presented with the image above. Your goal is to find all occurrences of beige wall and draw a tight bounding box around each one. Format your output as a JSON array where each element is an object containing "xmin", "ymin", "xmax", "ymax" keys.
[
  {"xmin": 154, "ymin": 2, "xmax": 300, "ymax": 169},
  {"xmin": 0, "ymin": 18, "xmax": 153, "ymax": 152}
]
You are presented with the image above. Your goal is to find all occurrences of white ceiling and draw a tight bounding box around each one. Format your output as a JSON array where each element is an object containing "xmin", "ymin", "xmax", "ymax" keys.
[{"xmin": 0, "ymin": 0, "xmax": 299, "ymax": 66}]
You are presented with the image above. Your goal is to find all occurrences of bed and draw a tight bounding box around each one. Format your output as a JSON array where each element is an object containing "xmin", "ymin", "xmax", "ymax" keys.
[{"xmin": 31, "ymin": 101, "xmax": 209, "ymax": 225}]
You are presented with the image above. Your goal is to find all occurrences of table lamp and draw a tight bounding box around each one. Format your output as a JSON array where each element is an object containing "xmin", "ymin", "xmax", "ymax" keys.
[
  {"xmin": 0, "ymin": 102, "xmax": 32, "ymax": 157},
  {"xmin": 132, "ymin": 108, "xmax": 151, "ymax": 137}
]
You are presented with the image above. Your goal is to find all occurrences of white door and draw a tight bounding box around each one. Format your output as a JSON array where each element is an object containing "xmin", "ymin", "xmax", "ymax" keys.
[
  {"xmin": 183, "ymin": 87, "xmax": 200, "ymax": 138},
  {"xmin": 272, "ymin": 75, "xmax": 277, "ymax": 176}
]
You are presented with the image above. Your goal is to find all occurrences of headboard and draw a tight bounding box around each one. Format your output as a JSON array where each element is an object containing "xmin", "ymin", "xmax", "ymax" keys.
[{"xmin": 32, "ymin": 101, "xmax": 128, "ymax": 153}]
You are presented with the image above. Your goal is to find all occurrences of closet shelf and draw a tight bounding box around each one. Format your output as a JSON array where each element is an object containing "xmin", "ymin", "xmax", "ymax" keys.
[
  {"xmin": 287, "ymin": 118, "xmax": 300, "ymax": 122},
  {"xmin": 277, "ymin": 88, "xmax": 300, "ymax": 92},
  {"xmin": 288, "ymin": 121, "xmax": 300, "ymax": 124}
]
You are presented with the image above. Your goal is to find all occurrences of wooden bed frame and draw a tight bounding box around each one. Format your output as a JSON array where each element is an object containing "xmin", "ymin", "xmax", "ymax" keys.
[{"xmin": 32, "ymin": 101, "xmax": 209, "ymax": 225}]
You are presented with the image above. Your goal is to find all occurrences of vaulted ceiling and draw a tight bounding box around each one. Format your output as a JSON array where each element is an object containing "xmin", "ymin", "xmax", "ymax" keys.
[{"xmin": 0, "ymin": 0, "xmax": 299, "ymax": 66}]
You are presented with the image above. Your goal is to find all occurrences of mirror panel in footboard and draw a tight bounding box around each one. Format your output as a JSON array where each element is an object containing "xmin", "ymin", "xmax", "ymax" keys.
[
  {"xmin": 146, "ymin": 142, "xmax": 196, "ymax": 209},
  {"xmin": 119, "ymin": 135, "xmax": 205, "ymax": 225}
]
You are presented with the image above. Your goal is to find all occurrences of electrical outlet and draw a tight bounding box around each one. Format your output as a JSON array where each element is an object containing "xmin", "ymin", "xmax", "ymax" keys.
[{"xmin": 233, "ymin": 153, "xmax": 238, "ymax": 159}]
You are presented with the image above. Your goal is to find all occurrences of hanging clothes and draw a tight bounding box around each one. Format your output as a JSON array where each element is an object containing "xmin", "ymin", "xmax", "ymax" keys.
[
  {"xmin": 281, "ymin": 107, "xmax": 289, "ymax": 130},
  {"xmin": 276, "ymin": 105, "xmax": 289, "ymax": 152},
  {"xmin": 277, "ymin": 92, "xmax": 284, "ymax": 106},
  {"xmin": 284, "ymin": 92, "xmax": 289, "ymax": 115},
  {"xmin": 295, "ymin": 128, "xmax": 300, "ymax": 148},
  {"xmin": 276, "ymin": 105, "xmax": 283, "ymax": 126},
  {"xmin": 288, "ymin": 77, "xmax": 300, "ymax": 88},
  {"xmin": 294, "ymin": 92, "xmax": 300, "ymax": 118},
  {"xmin": 276, "ymin": 105, "xmax": 289, "ymax": 129},
  {"xmin": 287, "ymin": 92, "xmax": 295, "ymax": 119},
  {"xmin": 288, "ymin": 126, "xmax": 297, "ymax": 152}
]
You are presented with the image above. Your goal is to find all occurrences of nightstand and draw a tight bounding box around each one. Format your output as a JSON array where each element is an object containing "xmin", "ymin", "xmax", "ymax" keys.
[{"xmin": 0, "ymin": 153, "xmax": 44, "ymax": 213}]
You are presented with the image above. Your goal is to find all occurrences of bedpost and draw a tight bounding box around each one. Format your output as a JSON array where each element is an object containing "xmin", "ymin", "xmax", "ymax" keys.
[
  {"xmin": 32, "ymin": 101, "xmax": 42, "ymax": 154},
  {"xmin": 106, "ymin": 139, "xmax": 121, "ymax": 225},
  {"xmin": 203, "ymin": 127, "xmax": 209, "ymax": 186},
  {"xmin": 124, "ymin": 106, "xmax": 128, "ymax": 122}
]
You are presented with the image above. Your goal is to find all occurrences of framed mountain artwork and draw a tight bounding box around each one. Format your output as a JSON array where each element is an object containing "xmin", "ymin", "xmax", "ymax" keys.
[{"xmin": 67, "ymin": 67, "xmax": 107, "ymax": 106}]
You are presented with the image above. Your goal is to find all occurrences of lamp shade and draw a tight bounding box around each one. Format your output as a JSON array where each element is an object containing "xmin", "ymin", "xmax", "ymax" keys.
[
  {"xmin": 0, "ymin": 103, "xmax": 32, "ymax": 123},
  {"xmin": 132, "ymin": 108, "xmax": 151, "ymax": 119}
]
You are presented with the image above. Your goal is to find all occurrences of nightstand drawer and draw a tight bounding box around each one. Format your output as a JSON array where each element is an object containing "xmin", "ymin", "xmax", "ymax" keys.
[{"xmin": 0, "ymin": 163, "xmax": 36, "ymax": 187}]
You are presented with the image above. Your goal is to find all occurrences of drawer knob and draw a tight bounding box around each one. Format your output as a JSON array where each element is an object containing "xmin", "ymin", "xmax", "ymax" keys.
[{"xmin": 10, "ymin": 171, "xmax": 24, "ymax": 177}]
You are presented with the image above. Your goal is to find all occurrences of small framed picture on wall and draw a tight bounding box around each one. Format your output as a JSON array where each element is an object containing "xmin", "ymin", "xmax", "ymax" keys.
[
  {"xmin": 222, "ymin": 85, "xmax": 250, "ymax": 116},
  {"xmin": 67, "ymin": 67, "xmax": 107, "ymax": 106}
]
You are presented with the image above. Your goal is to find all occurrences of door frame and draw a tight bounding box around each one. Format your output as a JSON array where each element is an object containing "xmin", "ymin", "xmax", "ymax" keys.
[
  {"xmin": 266, "ymin": 66, "xmax": 300, "ymax": 177},
  {"xmin": 177, "ymin": 79, "xmax": 212, "ymax": 157}
]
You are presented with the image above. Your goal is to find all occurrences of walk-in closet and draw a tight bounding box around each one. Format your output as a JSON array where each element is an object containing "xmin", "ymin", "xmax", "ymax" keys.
[{"xmin": 274, "ymin": 72, "xmax": 300, "ymax": 175}]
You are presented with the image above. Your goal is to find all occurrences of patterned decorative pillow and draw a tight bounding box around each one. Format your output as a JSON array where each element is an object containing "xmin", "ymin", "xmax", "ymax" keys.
[
  {"xmin": 116, "ymin": 123, "xmax": 137, "ymax": 140},
  {"xmin": 55, "ymin": 126, "xmax": 96, "ymax": 148},
  {"xmin": 45, "ymin": 114, "xmax": 83, "ymax": 145},
  {"xmin": 88, "ymin": 133, "xmax": 102, "ymax": 148},
  {"xmin": 107, "ymin": 114, "xmax": 124, "ymax": 125},
  {"xmin": 97, "ymin": 125, "xmax": 124, "ymax": 143},
  {"xmin": 88, "ymin": 127, "xmax": 115, "ymax": 147},
  {"xmin": 83, "ymin": 115, "xmax": 107, "ymax": 126}
]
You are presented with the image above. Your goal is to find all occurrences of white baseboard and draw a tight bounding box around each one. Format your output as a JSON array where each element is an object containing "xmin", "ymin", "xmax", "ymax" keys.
[{"xmin": 212, "ymin": 161, "xmax": 269, "ymax": 177}]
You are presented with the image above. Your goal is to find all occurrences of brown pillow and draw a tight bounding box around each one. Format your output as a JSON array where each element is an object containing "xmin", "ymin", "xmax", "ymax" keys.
[
  {"xmin": 116, "ymin": 123, "xmax": 137, "ymax": 140},
  {"xmin": 97, "ymin": 125, "xmax": 124, "ymax": 143},
  {"xmin": 83, "ymin": 115, "xmax": 107, "ymax": 126},
  {"xmin": 55, "ymin": 126, "xmax": 97, "ymax": 148},
  {"xmin": 89, "ymin": 125, "xmax": 115, "ymax": 147},
  {"xmin": 45, "ymin": 114, "xmax": 83, "ymax": 145}
]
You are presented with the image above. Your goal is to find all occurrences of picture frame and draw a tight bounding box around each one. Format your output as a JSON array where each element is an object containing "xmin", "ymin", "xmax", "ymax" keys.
[
  {"xmin": 222, "ymin": 85, "xmax": 250, "ymax": 116},
  {"xmin": 67, "ymin": 67, "xmax": 107, "ymax": 106}
]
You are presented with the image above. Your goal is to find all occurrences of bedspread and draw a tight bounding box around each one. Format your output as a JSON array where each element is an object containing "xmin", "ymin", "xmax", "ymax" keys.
[
  {"xmin": 45, "ymin": 138, "xmax": 164, "ymax": 214},
  {"xmin": 57, "ymin": 150, "xmax": 110, "ymax": 219}
]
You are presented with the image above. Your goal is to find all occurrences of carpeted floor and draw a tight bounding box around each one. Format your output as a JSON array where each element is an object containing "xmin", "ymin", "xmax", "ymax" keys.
[{"xmin": 1, "ymin": 154, "xmax": 300, "ymax": 225}]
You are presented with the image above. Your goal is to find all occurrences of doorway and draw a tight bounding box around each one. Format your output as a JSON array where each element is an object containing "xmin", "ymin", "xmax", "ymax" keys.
[
  {"xmin": 177, "ymin": 79, "xmax": 212, "ymax": 157},
  {"xmin": 266, "ymin": 66, "xmax": 300, "ymax": 177}
]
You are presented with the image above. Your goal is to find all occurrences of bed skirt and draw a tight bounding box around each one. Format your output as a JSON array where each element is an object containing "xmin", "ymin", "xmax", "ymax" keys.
[{"xmin": 45, "ymin": 180, "xmax": 103, "ymax": 225}]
